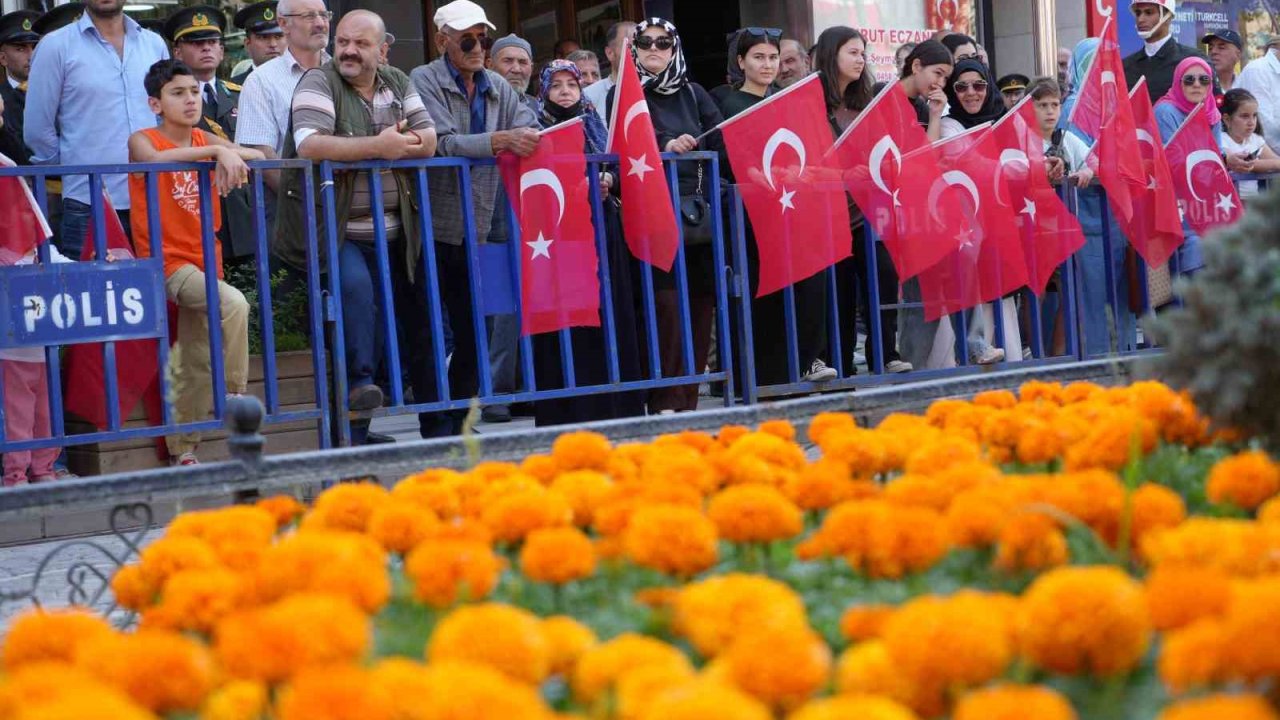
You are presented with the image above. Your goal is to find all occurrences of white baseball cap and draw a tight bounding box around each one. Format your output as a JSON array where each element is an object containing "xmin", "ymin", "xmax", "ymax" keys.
[{"xmin": 433, "ymin": 0, "xmax": 495, "ymax": 32}]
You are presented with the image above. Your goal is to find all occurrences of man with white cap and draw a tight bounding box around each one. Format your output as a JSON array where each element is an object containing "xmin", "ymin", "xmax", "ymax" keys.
[
  {"xmin": 1122, "ymin": 0, "xmax": 1212, "ymax": 102},
  {"xmin": 1236, "ymin": 34, "xmax": 1280, "ymax": 153},
  {"xmin": 410, "ymin": 0, "xmax": 539, "ymax": 436}
]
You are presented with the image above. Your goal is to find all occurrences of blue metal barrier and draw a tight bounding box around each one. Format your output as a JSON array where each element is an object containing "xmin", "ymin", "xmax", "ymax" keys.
[{"xmin": 0, "ymin": 160, "xmax": 329, "ymax": 461}]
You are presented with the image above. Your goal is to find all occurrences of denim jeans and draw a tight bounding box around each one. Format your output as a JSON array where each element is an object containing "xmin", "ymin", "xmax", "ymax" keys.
[{"xmin": 60, "ymin": 198, "xmax": 131, "ymax": 260}]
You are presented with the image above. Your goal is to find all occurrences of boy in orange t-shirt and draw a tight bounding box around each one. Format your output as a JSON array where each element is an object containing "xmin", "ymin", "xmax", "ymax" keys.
[{"xmin": 128, "ymin": 60, "xmax": 264, "ymax": 466}]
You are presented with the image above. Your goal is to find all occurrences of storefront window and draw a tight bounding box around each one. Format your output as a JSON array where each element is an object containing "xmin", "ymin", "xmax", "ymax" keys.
[{"xmin": 813, "ymin": 0, "xmax": 979, "ymax": 82}]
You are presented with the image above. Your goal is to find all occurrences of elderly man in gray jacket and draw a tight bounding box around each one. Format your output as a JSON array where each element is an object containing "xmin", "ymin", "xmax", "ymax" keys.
[{"xmin": 411, "ymin": 0, "xmax": 538, "ymax": 435}]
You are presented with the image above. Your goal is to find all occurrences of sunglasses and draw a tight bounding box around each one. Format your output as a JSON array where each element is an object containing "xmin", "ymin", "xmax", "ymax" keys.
[
  {"xmin": 1182, "ymin": 74, "xmax": 1212, "ymax": 87},
  {"xmin": 731, "ymin": 26, "xmax": 782, "ymax": 43},
  {"xmin": 634, "ymin": 35, "xmax": 675, "ymax": 51},
  {"xmin": 457, "ymin": 33, "xmax": 494, "ymax": 53},
  {"xmin": 954, "ymin": 80, "xmax": 988, "ymax": 93}
]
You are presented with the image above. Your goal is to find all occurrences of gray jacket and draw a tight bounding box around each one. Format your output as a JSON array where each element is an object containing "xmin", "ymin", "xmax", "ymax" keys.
[{"xmin": 410, "ymin": 58, "xmax": 539, "ymax": 245}]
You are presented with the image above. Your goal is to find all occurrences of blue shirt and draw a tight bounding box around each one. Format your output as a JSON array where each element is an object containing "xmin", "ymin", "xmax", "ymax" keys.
[
  {"xmin": 445, "ymin": 55, "xmax": 488, "ymax": 135},
  {"xmin": 23, "ymin": 13, "xmax": 168, "ymax": 207}
]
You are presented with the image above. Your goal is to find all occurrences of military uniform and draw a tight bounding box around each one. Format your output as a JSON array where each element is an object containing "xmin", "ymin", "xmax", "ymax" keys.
[
  {"xmin": 0, "ymin": 10, "xmax": 39, "ymax": 165},
  {"xmin": 231, "ymin": 2, "xmax": 283, "ymax": 86},
  {"xmin": 164, "ymin": 6, "xmax": 257, "ymax": 261}
]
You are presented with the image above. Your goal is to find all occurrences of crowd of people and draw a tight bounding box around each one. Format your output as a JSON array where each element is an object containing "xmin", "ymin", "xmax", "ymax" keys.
[{"xmin": 0, "ymin": 0, "xmax": 1275, "ymax": 476}]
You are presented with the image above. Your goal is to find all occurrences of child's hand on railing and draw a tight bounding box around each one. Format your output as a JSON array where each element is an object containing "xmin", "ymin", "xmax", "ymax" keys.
[{"xmin": 213, "ymin": 146, "xmax": 251, "ymax": 196}]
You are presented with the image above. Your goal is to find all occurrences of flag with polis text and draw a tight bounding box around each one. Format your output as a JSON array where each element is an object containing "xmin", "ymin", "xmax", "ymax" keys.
[
  {"xmin": 1164, "ymin": 102, "xmax": 1242, "ymax": 236},
  {"xmin": 1126, "ymin": 78, "xmax": 1185, "ymax": 267}
]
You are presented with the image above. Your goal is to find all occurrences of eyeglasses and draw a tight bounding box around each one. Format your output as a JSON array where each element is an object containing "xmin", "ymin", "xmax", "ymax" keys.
[
  {"xmin": 1182, "ymin": 74, "xmax": 1212, "ymax": 86},
  {"xmin": 954, "ymin": 80, "xmax": 988, "ymax": 93},
  {"xmin": 281, "ymin": 10, "xmax": 332, "ymax": 22},
  {"xmin": 634, "ymin": 35, "xmax": 675, "ymax": 51},
  {"xmin": 456, "ymin": 33, "xmax": 494, "ymax": 53}
]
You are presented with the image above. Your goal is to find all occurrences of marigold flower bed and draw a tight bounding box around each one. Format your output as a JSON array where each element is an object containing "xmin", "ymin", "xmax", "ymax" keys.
[{"xmin": 5, "ymin": 380, "xmax": 1280, "ymax": 720}]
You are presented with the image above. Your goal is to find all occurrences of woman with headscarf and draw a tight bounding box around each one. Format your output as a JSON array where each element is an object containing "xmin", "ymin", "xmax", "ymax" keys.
[
  {"xmin": 607, "ymin": 18, "xmax": 726, "ymax": 413},
  {"xmin": 530, "ymin": 59, "xmax": 645, "ymax": 426}
]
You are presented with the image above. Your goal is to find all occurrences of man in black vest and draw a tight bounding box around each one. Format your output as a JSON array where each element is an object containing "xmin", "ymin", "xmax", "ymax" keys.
[
  {"xmin": 0, "ymin": 10, "xmax": 38, "ymax": 164},
  {"xmin": 1122, "ymin": 0, "xmax": 1213, "ymax": 102}
]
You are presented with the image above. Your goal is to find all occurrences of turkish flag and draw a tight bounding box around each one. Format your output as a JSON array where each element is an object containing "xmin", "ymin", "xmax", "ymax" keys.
[
  {"xmin": 830, "ymin": 82, "xmax": 969, "ymax": 280},
  {"xmin": 990, "ymin": 98, "xmax": 1087, "ymax": 296},
  {"xmin": 606, "ymin": 39, "xmax": 680, "ymax": 271},
  {"xmin": 719, "ymin": 75, "xmax": 852, "ymax": 297},
  {"xmin": 500, "ymin": 119, "xmax": 602, "ymax": 337},
  {"xmin": 1087, "ymin": 0, "xmax": 1117, "ymax": 35},
  {"xmin": 1164, "ymin": 103, "xmax": 1243, "ymax": 235},
  {"xmin": 1067, "ymin": 16, "xmax": 1146, "ymax": 223},
  {"xmin": 916, "ymin": 124, "xmax": 1028, "ymax": 320},
  {"xmin": 1126, "ymin": 79, "xmax": 1185, "ymax": 267},
  {"xmin": 0, "ymin": 152, "xmax": 52, "ymax": 264}
]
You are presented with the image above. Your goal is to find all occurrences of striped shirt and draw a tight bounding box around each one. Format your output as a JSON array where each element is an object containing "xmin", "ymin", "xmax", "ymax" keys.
[
  {"xmin": 291, "ymin": 68, "xmax": 434, "ymax": 242},
  {"xmin": 235, "ymin": 47, "xmax": 330, "ymax": 155}
]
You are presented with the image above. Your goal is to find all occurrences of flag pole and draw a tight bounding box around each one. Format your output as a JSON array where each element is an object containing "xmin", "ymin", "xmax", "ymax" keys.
[{"xmin": 689, "ymin": 74, "xmax": 822, "ymax": 145}]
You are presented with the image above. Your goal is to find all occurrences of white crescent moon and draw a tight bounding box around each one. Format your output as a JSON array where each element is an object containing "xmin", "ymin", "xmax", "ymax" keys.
[
  {"xmin": 1101, "ymin": 70, "xmax": 1117, "ymax": 88},
  {"xmin": 623, "ymin": 101, "xmax": 649, "ymax": 142},
  {"xmin": 519, "ymin": 168, "xmax": 565, "ymax": 224},
  {"xmin": 1096, "ymin": 0, "xmax": 1113, "ymax": 17},
  {"xmin": 995, "ymin": 148, "xmax": 1029, "ymax": 206},
  {"xmin": 762, "ymin": 128, "xmax": 807, "ymax": 191},
  {"xmin": 1136, "ymin": 128, "xmax": 1156, "ymax": 148},
  {"xmin": 869, "ymin": 136, "xmax": 902, "ymax": 197},
  {"xmin": 1185, "ymin": 149, "xmax": 1227, "ymax": 203},
  {"xmin": 944, "ymin": 170, "xmax": 981, "ymax": 213}
]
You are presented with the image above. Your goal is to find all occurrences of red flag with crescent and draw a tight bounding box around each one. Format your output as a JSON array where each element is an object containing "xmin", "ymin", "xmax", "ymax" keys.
[
  {"xmin": 1126, "ymin": 79, "xmax": 1185, "ymax": 266},
  {"xmin": 606, "ymin": 39, "xmax": 680, "ymax": 271},
  {"xmin": 1164, "ymin": 102, "xmax": 1243, "ymax": 236},
  {"xmin": 499, "ymin": 119, "xmax": 602, "ymax": 337},
  {"xmin": 718, "ymin": 74, "xmax": 852, "ymax": 297},
  {"xmin": 829, "ymin": 82, "xmax": 969, "ymax": 280}
]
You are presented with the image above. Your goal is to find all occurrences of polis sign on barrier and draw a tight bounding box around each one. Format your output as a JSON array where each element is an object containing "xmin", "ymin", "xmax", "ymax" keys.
[{"xmin": 0, "ymin": 260, "xmax": 167, "ymax": 349}]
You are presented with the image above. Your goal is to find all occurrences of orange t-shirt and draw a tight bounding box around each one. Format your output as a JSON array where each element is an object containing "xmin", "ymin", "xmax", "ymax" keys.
[{"xmin": 129, "ymin": 128, "xmax": 224, "ymax": 279}]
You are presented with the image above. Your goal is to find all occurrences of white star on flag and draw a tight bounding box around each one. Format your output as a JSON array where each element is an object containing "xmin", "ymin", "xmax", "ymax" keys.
[
  {"xmin": 1215, "ymin": 193, "xmax": 1236, "ymax": 215},
  {"xmin": 628, "ymin": 155, "xmax": 653, "ymax": 181},
  {"xmin": 779, "ymin": 187, "xmax": 796, "ymax": 211},
  {"xmin": 892, "ymin": 189, "xmax": 901, "ymax": 207},
  {"xmin": 527, "ymin": 232, "xmax": 553, "ymax": 260},
  {"xmin": 1147, "ymin": 175, "xmax": 1158, "ymax": 190},
  {"xmin": 1020, "ymin": 197, "xmax": 1037, "ymax": 223}
]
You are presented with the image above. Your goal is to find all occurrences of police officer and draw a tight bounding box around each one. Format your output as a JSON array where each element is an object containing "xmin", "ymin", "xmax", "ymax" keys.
[
  {"xmin": 0, "ymin": 10, "xmax": 39, "ymax": 164},
  {"xmin": 232, "ymin": 1, "xmax": 283, "ymax": 85},
  {"xmin": 996, "ymin": 73, "xmax": 1030, "ymax": 112},
  {"xmin": 164, "ymin": 4, "xmax": 257, "ymax": 262}
]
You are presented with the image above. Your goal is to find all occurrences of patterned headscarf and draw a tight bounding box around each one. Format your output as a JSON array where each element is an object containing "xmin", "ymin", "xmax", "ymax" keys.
[
  {"xmin": 537, "ymin": 59, "xmax": 609, "ymax": 153},
  {"xmin": 1158, "ymin": 56, "xmax": 1222, "ymax": 125},
  {"xmin": 632, "ymin": 18, "xmax": 688, "ymax": 96}
]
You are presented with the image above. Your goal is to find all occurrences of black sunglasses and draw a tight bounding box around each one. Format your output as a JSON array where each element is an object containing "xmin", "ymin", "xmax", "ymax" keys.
[
  {"xmin": 953, "ymin": 80, "xmax": 988, "ymax": 93},
  {"xmin": 1182, "ymin": 74, "xmax": 1212, "ymax": 87},
  {"xmin": 730, "ymin": 26, "xmax": 782, "ymax": 44},
  {"xmin": 634, "ymin": 35, "xmax": 675, "ymax": 51},
  {"xmin": 457, "ymin": 33, "xmax": 494, "ymax": 53}
]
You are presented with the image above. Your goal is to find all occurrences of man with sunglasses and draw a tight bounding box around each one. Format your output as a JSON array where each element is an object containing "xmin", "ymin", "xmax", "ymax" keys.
[
  {"xmin": 1122, "ymin": 0, "xmax": 1215, "ymax": 103},
  {"xmin": 411, "ymin": 0, "xmax": 539, "ymax": 436}
]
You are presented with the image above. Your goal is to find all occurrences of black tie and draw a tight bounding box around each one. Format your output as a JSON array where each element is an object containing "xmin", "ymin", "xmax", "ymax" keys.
[{"xmin": 203, "ymin": 83, "xmax": 216, "ymax": 114}]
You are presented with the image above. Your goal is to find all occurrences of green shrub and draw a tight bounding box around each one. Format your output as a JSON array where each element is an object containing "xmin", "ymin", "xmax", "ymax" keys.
[{"xmin": 225, "ymin": 263, "xmax": 311, "ymax": 355}]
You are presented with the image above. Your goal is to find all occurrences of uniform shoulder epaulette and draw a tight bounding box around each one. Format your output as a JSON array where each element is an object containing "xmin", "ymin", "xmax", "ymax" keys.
[{"xmin": 222, "ymin": 80, "xmax": 242, "ymax": 92}]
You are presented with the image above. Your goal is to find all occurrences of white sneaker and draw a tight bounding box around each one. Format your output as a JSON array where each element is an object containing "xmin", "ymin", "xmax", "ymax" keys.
[
  {"xmin": 802, "ymin": 359, "xmax": 838, "ymax": 382},
  {"xmin": 1022, "ymin": 347, "xmax": 1033, "ymax": 360},
  {"xmin": 170, "ymin": 452, "xmax": 199, "ymax": 467},
  {"xmin": 885, "ymin": 360, "xmax": 913, "ymax": 374},
  {"xmin": 972, "ymin": 346, "xmax": 1006, "ymax": 365}
]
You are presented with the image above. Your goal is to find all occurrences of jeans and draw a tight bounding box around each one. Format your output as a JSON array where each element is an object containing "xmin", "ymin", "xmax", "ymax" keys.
[
  {"xmin": 488, "ymin": 313, "xmax": 520, "ymax": 397},
  {"xmin": 60, "ymin": 198, "xmax": 131, "ymax": 260}
]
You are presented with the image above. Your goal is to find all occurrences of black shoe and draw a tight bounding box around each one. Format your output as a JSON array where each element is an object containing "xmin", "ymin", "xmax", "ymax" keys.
[
  {"xmin": 364, "ymin": 431, "xmax": 397, "ymax": 444},
  {"xmin": 481, "ymin": 405, "xmax": 512, "ymax": 423},
  {"xmin": 348, "ymin": 384, "xmax": 384, "ymax": 412}
]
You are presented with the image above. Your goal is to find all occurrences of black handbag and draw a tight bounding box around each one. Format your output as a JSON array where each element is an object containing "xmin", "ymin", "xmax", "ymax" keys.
[{"xmin": 679, "ymin": 161, "xmax": 714, "ymax": 245}]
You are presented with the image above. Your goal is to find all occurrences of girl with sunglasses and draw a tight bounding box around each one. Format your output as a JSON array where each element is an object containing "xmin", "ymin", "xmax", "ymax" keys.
[{"xmin": 606, "ymin": 17, "xmax": 726, "ymax": 413}]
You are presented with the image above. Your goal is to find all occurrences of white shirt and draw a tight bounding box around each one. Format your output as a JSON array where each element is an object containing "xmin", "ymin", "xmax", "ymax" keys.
[
  {"xmin": 7, "ymin": 75, "xmax": 19, "ymax": 90},
  {"xmin": 583, "ymin": 76, "xmax": 614, "ymax": 124},
  {"xmin": 234, "ymin": 47, "xmax": 331, "ymax": 155},
  {"xmin": 1236, "ymin": 51, "xmax": 1280, "ymax": 155},
  {"xmin": 1144, "ymin": 34, "xmax": 1172, "ymax": 58},
  {"xmin": 1044, "ymin": 132, "xmax": 1091, "ymax": 173},
  {"xmin": 1221, "ymin": 132, "xmax": 1267, "ymax": 196}
]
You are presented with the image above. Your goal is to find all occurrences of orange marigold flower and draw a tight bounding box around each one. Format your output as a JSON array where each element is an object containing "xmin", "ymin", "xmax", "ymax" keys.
[
  {"xmin": 723, "ymin": 627, "xmax": 831, "ymax": 710},
  {"xmin": 111, "ymin": 564, "xmax": 156, "ymax": 612},
  {"xmin": 371, "ymin": 658, "xmax": 553, "ymax": 720},
  {"xmin": 819, "ymin": 428, "xmax": 889, "ymax": 477},
  {"xmin": 519, "ymin": 527, "xmax": 597, "ymax": 584},
  {"xmin": 1140, "ymin": 518, "xmax": 1274, "ymax": 576},
  {"xmin": 945, "ymin": 484, "xmax": 1017, "ymax": 548},
  {"xmin": 903, "ymin": 436, "xmax": 983, "ymax": 475},
  {"xmin": 2, "ymin": 608, "xmax": 113, "ymax": 671},
  {"xmin": 276, "ymin": 665, "xmax": 393, "ymax": 720},
  {"xmin": 1260, "ymin": 496, "xmax": 1280, "ymax": 525},
  {"xmin": 199, "ymin": 679, "xmax": 267, "ymax": 720},
  {"xmin": 638, "ymin": 681, "xmax": 772, "ymax": 720},
  {"xmin": 134, "ymin": 536, "xmax": 222, "ymax": 593},
  {"xmin": 255, "ymin": 494, "xmax": 305, "ymax": 528},
  {"xmin": 639, "ymin": 445, "xmax": 720, "ymax": 495},
  {"xmin": 1144, "ymin": 566, "xmax": 1233, "ymax": 631},
  {"xmin": 623, "ymin": 504, "xmax": 718, "ymax": 578},
  {"xmin": 615, "ymin": 664, "xmax": 698, "ymax": 720},
  {"xmin": 1130, "ymin": 483, "xmax": 1188, "ymax": 549},
  {"xmin": 707, "ymin": 484, "xmax": 803, "ymax": 543},
  {"xmin": 550, "ymin": 470, "xmax": 614, "ymax": 526},
  {"xmin": 571, "ymin": 633, "xmax": 693, "ymax": 703},
  {"xmin": 480, "ymin": 486, "xmax": 574, "ymax": 544},
  {"xmin": 5, "ymin": 686, "xmax": 159, "ymax": 720},
  {"xmin": 803, "ymin": 500, "xmax": 950, "ymax": 579},
  {"xmin": 1019, "ymin": 380, "xmax": 1065, "ymax": 405},
  {"xmin": 520, "ymin": 454, "xmax": 560, "ymax": 485},
  {"xmin": 1015, "ymin": 420, "xmax": 1067, "ymax": 465},
  {"xmin": 1061, "ymin": 381, "xmax": 1103, "ymax": 403},
  {"xmin": 427, "ymin": 603, "xmax": 550, "ymax": 685},
  {"xmin": 214, "ymin": 593, "xmax": 370, "ymax": 683},
  {"xmin": 1206, "ymin": 450, "xmax": 1280, "ymax": 511},
  {"xmin": 953, "ymin": 685, "xmax": 1076, "ymax": 720},
  {"xmin": 974, "ymin": 389, "xmax": 1018, "ymax": 409},
  {"xmin": 1156, "ymin": 694, "xmax": 1280, "ymax": 720},
  {"xmin": 165, "ymin": 506, "xmax": 277, "ymax": 569},
  {"xmin": 994, "ymin": 511, "xmax": 1068, "ymax": 573},
  {"xmin": 786, "ymin": 695, "xmax": 921, "ymax": 720},
  {"xmin": 423, "ymin": 516, "xmax": 493, "ymax": 544},
  {"xmin": 723, "ymin": 432, "xmax": 807, "ymax": 484},
  {"xmin": 468, "ymin": 461, "xmax": 523, "ymax": 483},
  {"xmin": 541, "ymin": 616, "xmax": 598, "ymax": 677},
  {"xmin": 75, "ymin": 629, "xmax": 215, "ymax": 713},
  {"xmin": 1158, "ymin": 619, "xmax": 1225, "ymax": 694},
  {"xmin": 252, "ymin": 529, "xmax": 389, "ymax": 612},
  {"xmin": 1017, "ymin": 566, "xmax": 1151, "ymax": 676},
  {"xmin": 785, "ymin": 459, "xmax": 859, "ymax": 511},
  {"xmin": 367, "ymin": 501, "xmax": 439, "ymax": 554},
  {"xmin": 882, "ymin": 592, "xmax": 1013, "ymax": 691},
  {"xmin": 673, "ymin": 573, "xmax": 808, "ymax": 658},
  {"xmin": 1043, "ymin": 469, "xmax": 1126, "ymax": 544},
  {"xmin": 1062, "ymin": 408, "xmax": 1159, "ymax": 472},
  {"xmin": 833, "ymin": 641, "xmax": 928, "ymax": 714},
  {"xmin": 302, "ymin": 481, "xmax": 392, "ymax": 533},
  {"xmin": 404, "ymin": 537, "xmax": 501, "ymax": 608},
  {"xmin": 839, "ymin": 604, "xmax": 894, "ymax": 643},
  {"xmin": 145, "ymin": 568, "xmax": 246, "ymax": 634},
  {"xmin": 759, "ymin": 419, "xmax": 797, "ymax": 442},
  {"xmin": 390, "ymin": 471, "xmax": 464, "ymax": 519},
  {"xmin": 1217, "ymin": 577, "xmax": 1280, "ymax": 683},
  {"xmin": 655, "ymin": 431, "xmax": 718, "ymax": 454},
  {"xmin": 807, "ymin": 412, "xmax": 856, "ymax": 445},
  {"xmin": 883, "ymin": 473, "xmax": 958, "ymax": 513},
  {"xmin": 552, "ymin": 431, "xmax": 613, "ymax": 471},
  {"xmin": 719, "ymin": 424, "xmax": 753, "ymax": 447}
]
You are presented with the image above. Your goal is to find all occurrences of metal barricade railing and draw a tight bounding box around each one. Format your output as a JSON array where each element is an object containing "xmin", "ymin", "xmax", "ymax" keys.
[{"xmin": 0, "ymin": 160, "xmax": 329, "ymax": 459}]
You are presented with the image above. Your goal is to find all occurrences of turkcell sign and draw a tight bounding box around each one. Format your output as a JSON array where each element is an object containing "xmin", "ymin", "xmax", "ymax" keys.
[{"xmin": 0, "ymin": 260, "xmax": 166, "ymax": 349}]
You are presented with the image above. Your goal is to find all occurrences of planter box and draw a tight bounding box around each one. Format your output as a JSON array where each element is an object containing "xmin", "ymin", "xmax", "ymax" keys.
[{"xmin": 64, "ymin": 351, "xmax": 322, "ymax": 476}]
